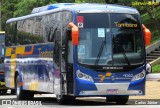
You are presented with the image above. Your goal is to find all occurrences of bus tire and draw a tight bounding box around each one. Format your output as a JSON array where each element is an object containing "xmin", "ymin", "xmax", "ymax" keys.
[
  {"xmin": 66, "ymin": 95, "xmax": 75, "ymax": 101},
  {"xmin": 24, "ymin": 90, "xmax": 34, "ymax": 100},
  {"xmin": 56, "ymin": 95, "xmax": 66, "ymax": 104},
  {"xmin": 11, "ymin": 89, "xmax": 15, "ymax": 95},
  {"xmin": 15, "ymin": 75, "xmax": 34, "ymax": 100},
  {"xmin": 1, "ymin": 89, "xmax": 7, "ymax": 95},
  {"xmin": 15, "ymin": 75, "xmax": 25, "ymax": 100},
  {"xmin": 115, "ymin": 95, "xmax": 129, "ymax": 105},
  {"xmin": 106, "ymin": 96, "xmax": 115, "ymax": 103},
  {"xmin": 56, "ymin": 95, "xmax": 75, "ymax": 104}
]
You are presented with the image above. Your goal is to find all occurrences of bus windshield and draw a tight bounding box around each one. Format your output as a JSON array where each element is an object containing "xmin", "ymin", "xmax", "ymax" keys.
[{"xmin": 77, "ymin": 13, "xmax": 144, "ymax": 66}]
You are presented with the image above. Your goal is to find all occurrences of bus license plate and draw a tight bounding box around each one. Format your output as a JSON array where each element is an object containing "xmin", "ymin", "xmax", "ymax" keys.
[{"xmin": 106, "ymin": 89, "xmax": 118, "ymax": 94}]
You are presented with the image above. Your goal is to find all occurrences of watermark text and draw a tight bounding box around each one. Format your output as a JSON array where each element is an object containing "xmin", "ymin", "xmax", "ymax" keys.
[{"xmin": 2, "ymin": 100, "xmax": 42, "ymax": 106}]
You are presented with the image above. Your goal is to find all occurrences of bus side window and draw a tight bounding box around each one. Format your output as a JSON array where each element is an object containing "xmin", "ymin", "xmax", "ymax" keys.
[{"xmin": 53, "ymin": 29, "xmax": 61, "ymax": 66}]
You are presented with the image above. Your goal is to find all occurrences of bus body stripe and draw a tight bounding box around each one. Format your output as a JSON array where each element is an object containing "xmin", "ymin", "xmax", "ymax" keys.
[
  {"xmin": 20, "ymin": 82, "xmax": 23, "ymax": 86},
  {"xmin": 15, "ymin": 46, "xmax": 25, "ymax": 54},
  {"xmin": 10, "ymin": 54, "xmax": 16, "ymax": 88},
  {"xmin": 5, "ymin": 48, "xmax": 12, "ymax": 56},
  {"xmin": 24, "ymin": 45, "xmax": 34, "ymax": 55},
  {"xmin": 29, "ymin": 81, "xmax": 38, "ymax": 91}
]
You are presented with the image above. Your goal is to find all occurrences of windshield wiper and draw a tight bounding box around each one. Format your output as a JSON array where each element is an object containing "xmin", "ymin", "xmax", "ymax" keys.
[
  {"xmin": 95, "ymin": 40, "xmax": 106, "ymax": 65},
  {"xmin": 120, "ymin": 46, "xmax": 131, "ymax": 66},
  {"xmin": 113, "ymin": 37, "xmax": 130, "ymax": 66}
]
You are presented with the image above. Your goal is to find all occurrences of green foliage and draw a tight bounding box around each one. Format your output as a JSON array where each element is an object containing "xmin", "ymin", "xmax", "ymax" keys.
[
  {"xmin": 0, "ymin": 0, "xmax": 58, "ymax": 30},
  {"xmin": 150, "ymin": 30, "xmax": 160, "ymax": 44},
  {"xmin": 1, "ymin": 0, "xmax": 18, "ymax": 31},
  {"xmin": 141, "ymin": 7, "xmax": 160, "ymax": 25},
  {"xmin": 152, "ymin": 64, "xmax": 160, "ymax": 73},
  {"xmin": 14, "ymin": 0, "xmax": 37, "ymax": 17},
  {"xmin": 141, "ymin": 7, "xmax": 160, "ymax": 44},
  {"xmin": 14, "ymin": 0, "xmax": 57, "ymax": 17}
]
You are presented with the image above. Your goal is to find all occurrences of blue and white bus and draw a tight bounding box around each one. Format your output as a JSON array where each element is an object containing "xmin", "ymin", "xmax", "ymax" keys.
[
  {"xmin": 5, "ymin": 3, "xmax": 151, "ymax": 104},
  {"xmin": 0, "ymin": 31, "xmax": 7, "ymax": 94}
]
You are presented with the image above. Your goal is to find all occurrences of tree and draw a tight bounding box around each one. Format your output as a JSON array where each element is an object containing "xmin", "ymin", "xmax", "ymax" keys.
[
  {"xmin": 142, "ymin": 0, "xmax": 160, "ymax": 36},
  {"xmin": 14, "ymin": 0, "xmax": 57, "ymax": 17},
  {"xmin": 1, "ymin": 0, "xmax": 18, "ymax": 31},
  {"xmin": 0, "ymin": 0, "xmax": 58, "ymax": 30}
]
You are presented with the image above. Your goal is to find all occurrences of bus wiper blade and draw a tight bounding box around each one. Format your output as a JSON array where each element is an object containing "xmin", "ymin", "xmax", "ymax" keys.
[
  {"xmin": 113, "ymin": 38, "xmax": 130, "ymax": 66},
  {"xmin": 121, "ymin": 46, "xmax": 131, "ymax": 66},
  {"xmin": 95, "ymin": 41, "xmax": 106, "ymax": 65}
]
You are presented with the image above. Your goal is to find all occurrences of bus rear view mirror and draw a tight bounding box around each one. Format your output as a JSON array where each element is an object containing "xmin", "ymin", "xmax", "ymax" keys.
[
  {"xmin": 68, "ymin": 22, "xmax": 79, "ymax": 45},
  {"xmin": 142, "ymin": 24, "xmax": 151, "ymax": 46}
]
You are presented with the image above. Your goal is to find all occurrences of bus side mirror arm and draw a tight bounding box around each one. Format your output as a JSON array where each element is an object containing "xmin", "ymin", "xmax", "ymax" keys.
[
  {"xmin": 142, "ymin": 24, "xmax": 151, "ymax": 46},
  {"xmin": 68, "ymin": 22, "xmax": 79, "ymax": 45}
]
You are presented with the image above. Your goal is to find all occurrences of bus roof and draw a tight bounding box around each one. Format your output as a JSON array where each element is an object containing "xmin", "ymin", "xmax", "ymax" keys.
[
  {"xmin": 0, "ymin": 31, "xmax": 5, "ymax": 34},
  {"xmin": 31, "ymin": 3, "xmax": 138, "ymax": 14},
  {"xmin": 6, "ymin": 3, "xmax": 139, "ymax": 24},
  {"xmin": 31, "ymin": 3, "xmax": 74, "ymax": 14}
]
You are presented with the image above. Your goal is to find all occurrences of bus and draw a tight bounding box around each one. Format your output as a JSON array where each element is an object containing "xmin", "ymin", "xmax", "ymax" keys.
[
  {"xmin": 0, "ymin": 31, "xmax": 7, "ymax": 94},
  {"xmin": 5, "ymin": 3, "xmax": 151, "ymax": 104}
]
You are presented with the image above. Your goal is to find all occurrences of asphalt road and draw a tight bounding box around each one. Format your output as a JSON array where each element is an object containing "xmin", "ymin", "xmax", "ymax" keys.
[
  {"xmin": 0, "ymin": 94, "xmax": 159, "ymax": 108},
  {"xmin": 0, "ymin": 95, "xmax": 152, "ymax": 108}
]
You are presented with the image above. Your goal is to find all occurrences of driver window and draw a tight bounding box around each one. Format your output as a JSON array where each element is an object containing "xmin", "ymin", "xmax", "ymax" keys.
[{"xmin": 78, "ymin": 29, "xmax": 92, "ymax": 60}]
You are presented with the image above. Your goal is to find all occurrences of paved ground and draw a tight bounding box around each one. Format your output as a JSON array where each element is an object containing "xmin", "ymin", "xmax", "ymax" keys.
[
  {"xmin": 0, "ymin": 93, "xmax": 159, "ymax": 108},
  {"xmin": 129, "ymin": 73, "xmax": 160, "ymax": 99},
  {"xmin": 146, "ymin": 73, "xmax": 160, "ymax": 81},
  {"xmin": 130, "ymin": 81, "xmax": 160, "ymax": 99}
]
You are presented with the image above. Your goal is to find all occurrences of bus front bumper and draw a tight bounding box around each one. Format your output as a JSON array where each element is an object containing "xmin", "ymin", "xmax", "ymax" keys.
[{"xmin": 78, "ymin": 83, "xmax": 143, "ymax": 96}]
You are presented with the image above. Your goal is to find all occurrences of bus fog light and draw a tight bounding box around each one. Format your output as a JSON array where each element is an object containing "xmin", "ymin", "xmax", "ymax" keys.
[
  {"xmin": 131, "ymin": 70, "xmax": 145, "ymax": 81},
  {"xmin": 77, "ymin": 70, "xmax": 94, "ymax": 82}
]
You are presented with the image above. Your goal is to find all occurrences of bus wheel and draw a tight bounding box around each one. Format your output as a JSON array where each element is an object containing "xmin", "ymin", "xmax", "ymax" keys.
[
  {"xmin": 115, "ymin": 95, "xmax": 129, "ymax": 105},
  {"xmin": 11, "ymin": 89, "xmax": 15, "ymax": 95},
  {"xmin": 56, "ymin": 95, "xmax": 66, "ymax": 104},
  {"xmin": 66, "ymin": 95, "xmax": 75, "ymax": 101},
  {"xmin": 16, "ymin": 75, "xmax": 34, "ymax": 100},
  {"xmin": 106, "ymin": 96, "xmax": 115, "ymax": 103},
  {"xmin": 1, "ymin": 89, "xmax": 7, "ymax": 95},
  {"xmin": 16, "ymin": 75, "xmax": 25, "ymax": 100},
  {"xmin": 56, "ymin": 95, "xmax": 75, "ymax": 104}
]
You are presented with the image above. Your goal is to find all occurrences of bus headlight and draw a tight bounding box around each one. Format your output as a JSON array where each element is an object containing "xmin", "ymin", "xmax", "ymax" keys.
[
  {"xmin": 131, "ymin": 70, "xmax": 145, "ymax": 81},
  {"xmin": 77, "ymin": 70, "xmax": 94, "ymax": 82}
]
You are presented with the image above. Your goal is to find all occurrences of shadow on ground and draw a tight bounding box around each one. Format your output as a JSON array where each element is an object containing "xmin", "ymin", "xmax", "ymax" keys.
[{"xmin": 33, "ymin": 97, "xmax": 129, "ymax": 106}]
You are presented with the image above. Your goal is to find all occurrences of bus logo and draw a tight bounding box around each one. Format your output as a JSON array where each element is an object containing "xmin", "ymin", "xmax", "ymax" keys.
[
  {"xmin": 98, "ymin": 72, "xmax": 112, "ymax": 82},
  {"xmin": 78, "ymin": 23, "xmax": 83, "ymax": 28},
  {"xmin": 77, "ymin": 16, "xmax": 84, "ymax": 28}
]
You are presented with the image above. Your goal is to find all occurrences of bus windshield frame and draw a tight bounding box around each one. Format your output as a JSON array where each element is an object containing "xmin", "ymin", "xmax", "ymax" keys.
[{"xmin": 76, "ymin": 13, "xmax": 145, "ymax": 68}]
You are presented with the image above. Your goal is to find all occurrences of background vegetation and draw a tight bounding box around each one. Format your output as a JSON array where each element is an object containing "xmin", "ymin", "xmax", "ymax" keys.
[
  {"xmin": 0, "ymin": 0, "xmax": 160, "ymax": 72},
  {"xmin": 152, "ymin": 64, "xmax": 160, "ymax": 73},
  {"xmin": 1, "ymin": 0, "xmax": 160, "ymax": 32}
]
